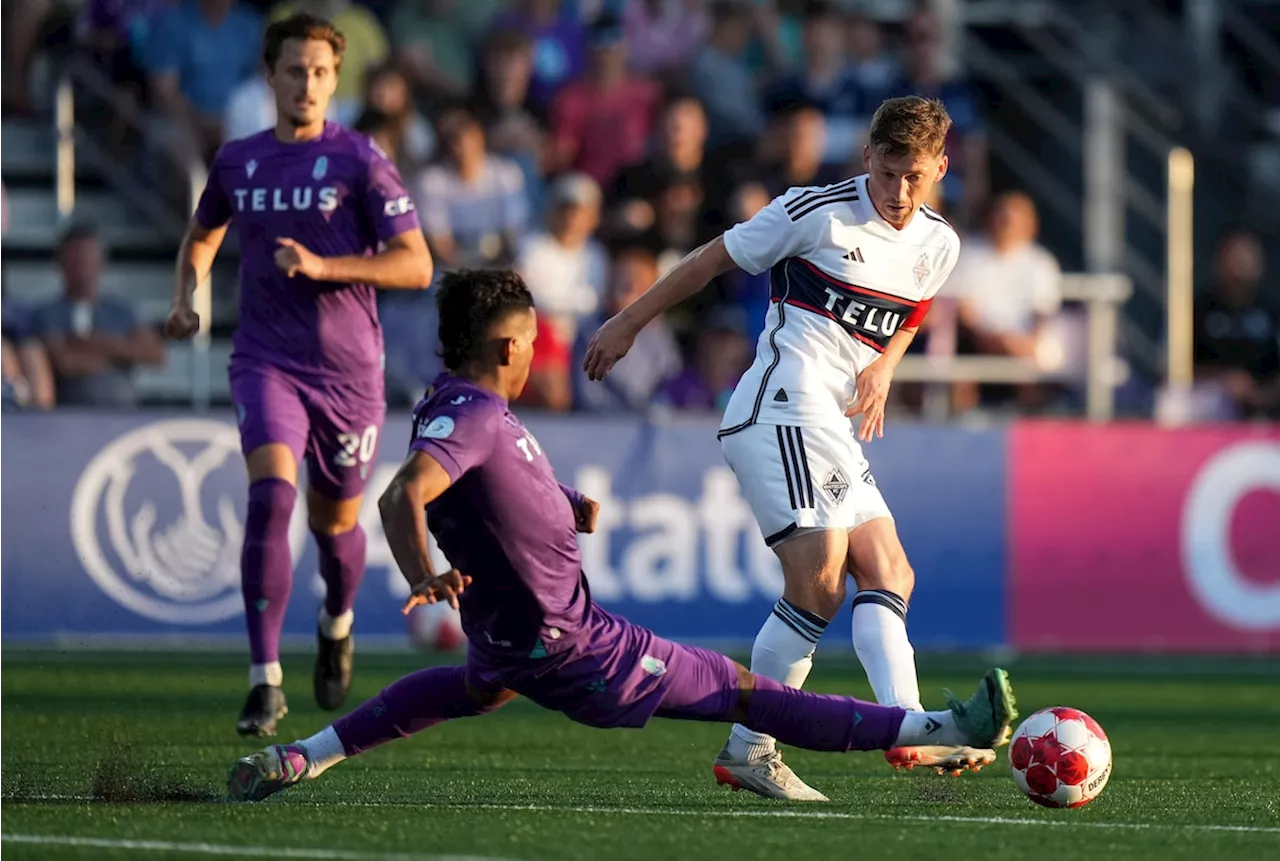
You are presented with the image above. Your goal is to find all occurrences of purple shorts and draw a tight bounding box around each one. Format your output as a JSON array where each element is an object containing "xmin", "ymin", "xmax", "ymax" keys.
[
  {"xmin": 465, "ymin": 606, "xmax": 741, "ymax": 729},
  {"xmin": 229, "ymin": 360, "xmax": 386, "ymax": 500}
]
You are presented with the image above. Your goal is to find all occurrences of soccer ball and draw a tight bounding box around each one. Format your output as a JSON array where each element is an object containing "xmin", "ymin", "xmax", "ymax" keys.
[
  {"xmin": 1009, "ymin": 707, "xmax": 1112, "ymax": 808},
  {"xmin": 405, "ymin": 601, "xmax": 466, "ymax": 652}
]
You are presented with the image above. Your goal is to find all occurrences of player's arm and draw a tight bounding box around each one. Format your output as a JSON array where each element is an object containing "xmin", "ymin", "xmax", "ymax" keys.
[
  {"xmin": 379, "ymin": 450, "xmax": 470, "ymax": 608},
  {"xmin": 583, "ymin": 193, "xmax": 805, "ymax": 380},
  {"xmin": 167, "ymin": 149, "xmax": 233, "ymax": 339},
  {"xmin": 848, "ymin": 239, "xmax": 958, "ymax": 440},
  {"xmin": 383, "ymin": 403, "xmax": 498, "ymax": 608},
  {"xmin": 346, "ymin": 146, "xmax": 432, "ymax": 288},
  {"xmin": 275, "ymin": 228, "xmax": 433, "ymax": 290},
  {"xmin": 165, "ymin": 217, "xmax": 229, "ymax": 339},
  {"xmin": 559, "ymin": 483, "xmax": 600, "ymax": 533},
  {"xmin": 581, "ymin": 236, "xmax": 737, "ymax": 380}
]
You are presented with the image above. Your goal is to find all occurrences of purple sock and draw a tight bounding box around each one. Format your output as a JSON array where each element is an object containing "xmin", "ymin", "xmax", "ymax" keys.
[
  {"xmin": 312, "ymin": 525, "xmax": 366, "ymax": 617},
  {"xmin": 242, "ymin": 478, "xmax": 296, "ymax": 666},
  {"xmin": 744, "ymin": 675, "xmax": 905, "ymax": 752},
  {"xmin": 333, "ymin": 667, "xmax": 499, "ymax": 756}
]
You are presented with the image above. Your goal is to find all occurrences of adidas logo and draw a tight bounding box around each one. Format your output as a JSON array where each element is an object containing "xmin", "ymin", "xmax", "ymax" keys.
[
  {"xmin": 844, "ymin": 247, "xmax": 866, "ymax": 264},
  {"xmin": 773, "ymin": 389, "xmax": 789, "ymax": 402}
]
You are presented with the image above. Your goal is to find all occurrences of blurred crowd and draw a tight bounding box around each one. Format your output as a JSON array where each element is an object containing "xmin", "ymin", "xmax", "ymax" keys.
[{"xmin": 3, "ymin": 0, "xmax": 1277, "ymax": 419}]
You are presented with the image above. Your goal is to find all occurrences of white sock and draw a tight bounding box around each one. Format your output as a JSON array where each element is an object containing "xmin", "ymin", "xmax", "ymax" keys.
[
  {"xmin": 726, "ymin": 598, "xmax": 829, "ymax": 761},
  {"xmin": 250, "ymin": 661, "xmax": 283, "ymax": 688},
  {"xmin": 298, "ymin": 726, "xmax": 346, "ymax": 778},
  {"xmin": 895, "ymin": 710, "xmax": 967, "ymax": 747},
  {"xmin": 851, "ymin": 590, "xmax": 923, "ymax": 711},
  {"xmin": 319, "ymin": 608, "xmax": 354, "ymax": 640}
]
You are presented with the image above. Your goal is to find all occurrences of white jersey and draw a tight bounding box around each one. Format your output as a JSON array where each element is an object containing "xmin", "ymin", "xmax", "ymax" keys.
[{"xmin": 719, "ymin": 175, "xmax": 960, "ymax": 435}]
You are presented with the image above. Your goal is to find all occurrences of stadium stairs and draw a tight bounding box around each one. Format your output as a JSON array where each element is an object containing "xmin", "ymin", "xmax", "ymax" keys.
[
  {"xmin": 961, "ymin": 0, "xmax": 1280, "ymax": 384},
  {"xmin": 8, "ymin": 2, "xmax": 1277, "ymax": 405},
  {"xmin": 2, "ymin": 73, "xmax": 239, "ymax": 406}
]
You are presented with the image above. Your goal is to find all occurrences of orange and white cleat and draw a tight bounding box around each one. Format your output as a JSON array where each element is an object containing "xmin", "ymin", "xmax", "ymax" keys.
[
  {"xmin": 713, "ymin": 748, "xmax": 829, "ymax": 801},
  {"xmin": 884, "ymin": 745, "xmax": 996, "ymax": 776}
]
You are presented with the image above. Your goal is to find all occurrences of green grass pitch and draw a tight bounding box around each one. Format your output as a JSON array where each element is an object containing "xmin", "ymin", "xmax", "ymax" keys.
[{"xmin": 3, "ymin": 649, "xmax": 1278, "ymax": 861}]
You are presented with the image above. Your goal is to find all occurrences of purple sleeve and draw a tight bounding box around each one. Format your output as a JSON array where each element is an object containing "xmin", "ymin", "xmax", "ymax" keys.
[
  {"xmin": 559, "ymin": 483, "xmax": 587, "ymax": 511},
  {"xmin": 194, "ymin": 150, "xmax": 232, "ymax": 229},
  {"xmin": 363, "ymin": 144, "xmax": 422, "ymax": 242},
  {"xmin": 408, "ymin": 401, "xmax": 499, "ymax": 482}
]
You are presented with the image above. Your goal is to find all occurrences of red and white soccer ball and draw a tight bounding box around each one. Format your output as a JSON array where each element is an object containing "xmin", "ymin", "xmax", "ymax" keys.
[
  {"xmin": 405, "ymin": 602, "xmax": 466, "ymax": 652},
  {"xmin": 1009, "ymin": 706, "xmax": 1112, "ymax": 808}
]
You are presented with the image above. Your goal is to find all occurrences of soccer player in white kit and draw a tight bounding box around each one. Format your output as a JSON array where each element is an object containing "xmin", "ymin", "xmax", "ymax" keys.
[{"xmin": 583, "ymin": 97, "xmax": 976, "ymax": 801}]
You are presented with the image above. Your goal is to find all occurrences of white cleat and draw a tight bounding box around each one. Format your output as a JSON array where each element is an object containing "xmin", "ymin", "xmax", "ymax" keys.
[
  {"xmin": 713, "ymin": 748, "xmax": 829, "ymax": 802},
  {"xmin": 884, "ymin": 745, "xmax": 996, "ymax": 776}
]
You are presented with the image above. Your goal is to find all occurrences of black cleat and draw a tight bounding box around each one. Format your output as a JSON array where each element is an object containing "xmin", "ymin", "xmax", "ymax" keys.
[
  {"xmin": 236, "ymin": 684, "xmax": 288, "ymax": 737},
  {"xmin": 314, "ymin": 629, "xmax": 354, "ymax": 711}
]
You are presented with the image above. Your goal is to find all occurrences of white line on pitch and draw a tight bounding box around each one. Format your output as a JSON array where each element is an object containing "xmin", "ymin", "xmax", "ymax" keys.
[
  {"xmin": 0, "ymin": 834, "xmax": 517, "ymax": 861},
  {"xmin": 334, "ymin": 800, "xmax": 1280, "ymax": 835},
  {"xmin": 10, "ymin": 796, "xmax": 1280, "ymax": 836}
]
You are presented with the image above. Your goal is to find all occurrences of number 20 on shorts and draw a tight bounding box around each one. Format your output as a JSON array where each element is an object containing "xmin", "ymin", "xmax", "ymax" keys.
[{"xmin": 334, "ymin": 425, "xmax": 379, "ymax": 468}]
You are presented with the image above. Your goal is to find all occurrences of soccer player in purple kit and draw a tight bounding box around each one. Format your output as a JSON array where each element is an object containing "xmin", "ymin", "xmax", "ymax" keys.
[
  {"xmin": 227, "ymin": 270, "xmax": 1017, "ymax": 802},
  {"xmin": 165, "ymin": 14, "xmax": 433, "ymax": 736}
]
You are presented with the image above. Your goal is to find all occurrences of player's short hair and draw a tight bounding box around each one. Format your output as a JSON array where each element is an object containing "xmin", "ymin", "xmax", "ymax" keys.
[
  {"xmin": 436, "ymin": 269, "xmax": 535, "ymax": 371},
  {"xmin": 867, "ymin": 96, "xmax": 952, "ymax": 159},
  {"xmin": 263, "ymin": 13, "xmax": 346, "ymax": 73}
]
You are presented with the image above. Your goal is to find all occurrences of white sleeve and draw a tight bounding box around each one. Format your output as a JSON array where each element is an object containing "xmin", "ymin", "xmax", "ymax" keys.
[
  {"xmin": 924, "ymin": 232, "xmax": 962, "ymax": 301},
  {"xmin": 722, "ymin": 193, "xmax": 813, "ymax": 275}
]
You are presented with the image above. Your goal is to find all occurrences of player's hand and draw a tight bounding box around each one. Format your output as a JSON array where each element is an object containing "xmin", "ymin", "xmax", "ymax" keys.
[
  {"xmin": 847, "ymin": 359, "xmax": 893, "ymax": 441},
  {"xmin": 274, "ymin": 237, "xmax": 326, "ymax": 280},
  {"xmin": 582, "ymin": 314, "xmax": 639, "ymax": 381},
  {"xmin": 572, "ymin": 496, "xmax": 600, "ymax": 534},
  {"xmin": 164, "ymin": 303, "xmax": 200, "ymax": 339},
  {"xmin": 401, "ymin": 569, "xmax": 473, "ymax": 614}
]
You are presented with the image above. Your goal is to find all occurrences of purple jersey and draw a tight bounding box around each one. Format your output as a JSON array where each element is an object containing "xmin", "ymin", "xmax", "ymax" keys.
[
  {"xmin": 195, "ymin": 122, "xmax": 421, "ymax": 380},
  {"xmin": 409, "ymin": 374, "xmax": 589, "ymax": 657}
]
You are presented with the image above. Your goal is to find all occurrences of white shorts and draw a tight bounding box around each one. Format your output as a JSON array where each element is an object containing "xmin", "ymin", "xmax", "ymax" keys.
[{"xmin": 720, "ymin": 423, "xmax": 892, "ymax": 547}]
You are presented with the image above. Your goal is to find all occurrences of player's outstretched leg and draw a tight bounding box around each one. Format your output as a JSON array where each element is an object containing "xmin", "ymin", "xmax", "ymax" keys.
[
  {"xmin": 845, "ymin": 519, "xmax": 989, "ymax": 775},
  {"xmin": 733, "ymin": 666, "xmax": 1017, "ymax": 757},
  {"xmin": 237, "ymin": 476, "xmax": 297, "ymax": 737},
  {"xmin": 228, "ymin": 666, "xmax": 512, "ymax": 801},
  {"xmin": 310, "ymin": 507, "xmax": 367, "ymax": 711},
  {"xmin": 717, "ymin": 530, "xmax": 846, "ymax": 802}
]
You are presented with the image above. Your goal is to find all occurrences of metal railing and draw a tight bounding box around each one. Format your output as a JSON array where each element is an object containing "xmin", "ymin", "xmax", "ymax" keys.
[
  {"xmin": 53, "ymin": 60, "xmax": 213, "ymax": 411},
  {"xmin": 49, "ymin": 32, "xmax": 1139, "ymax": 421},
  {"xmin": 963, "ymin": 33, "xmax": 1171, "ymax": 376},
  {"xmin": 1165, "ymin": 148, "xmax": 1195, "ymax": 392},
  {"xmin": 898, "ymin": 273, "xmax": 1133, "ymax": 422}
]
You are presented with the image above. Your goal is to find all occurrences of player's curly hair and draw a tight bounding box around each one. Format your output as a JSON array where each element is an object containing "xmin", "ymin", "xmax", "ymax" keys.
[
  {"xmin": 263, "ymin": 13, "xmax": 346, "ymax": 72},
  {"xmin": 436, "ymin": 269, "xmax": 535, "ymax": 371},
  {"xmin": 868, "ymin": 96, "xmax": 952, "ymax": 158}
]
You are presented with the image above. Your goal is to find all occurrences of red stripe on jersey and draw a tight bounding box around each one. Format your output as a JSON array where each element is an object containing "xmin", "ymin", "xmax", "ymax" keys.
[
  {"xmin": 771, "ymin": 296, "xmax": 887, "ymax": 353},
  {"xmin": 904, "ymin": 297, "xmax": 933, "ymax": 328},
  {"xmin": 797, "ymin": 259, "xmax": 920, "ymax": 307}
]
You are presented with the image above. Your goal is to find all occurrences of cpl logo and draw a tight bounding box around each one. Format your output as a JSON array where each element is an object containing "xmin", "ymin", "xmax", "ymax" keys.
[
  {"xmin": 70, "ymin": 420, "xmax": 307, "ymax": 624},
  {"xmin": 1181, "ymin": 441, "xmax": 1280, "ymax": 630}
]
